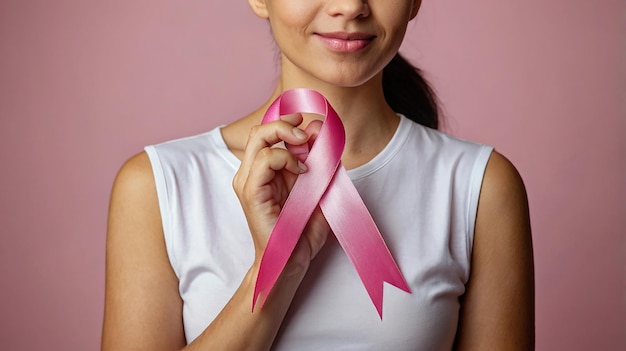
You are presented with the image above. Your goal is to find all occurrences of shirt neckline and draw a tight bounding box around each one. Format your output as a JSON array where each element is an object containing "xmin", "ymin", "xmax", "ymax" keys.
[
  {"xmin": 214, "ymin": 114, "xmax": 413, "ymax": 181},
  {"xmin": 346, "ymin": 114, "xmax": 412, "ymax": 180}
]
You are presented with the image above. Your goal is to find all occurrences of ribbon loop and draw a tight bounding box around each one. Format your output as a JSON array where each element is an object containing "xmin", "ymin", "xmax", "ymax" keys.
[{"xmin": 253, "ymin": 88, "xmax": 410, "ymax": 318}]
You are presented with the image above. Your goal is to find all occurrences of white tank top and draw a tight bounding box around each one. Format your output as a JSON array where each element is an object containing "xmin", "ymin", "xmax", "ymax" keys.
[{"xmin": 145, "ymin": 115, "xmax": 493, "ymax": 350}]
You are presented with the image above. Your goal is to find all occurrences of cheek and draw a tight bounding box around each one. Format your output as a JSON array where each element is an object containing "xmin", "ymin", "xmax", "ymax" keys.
[
  {"xmin": 267, "ymin": 0, "xmax": 317, "ymax": 29},
  {"xmin": 390, "ymin": 20, "xmax": 410, "ymax": 44},
  {"xmin": 370, "ymin": 2, "xmax": 413, "ymax": 39},
  {"xmin": 385, "ymin": 11, "xmax": 413, "ymax": 45}
]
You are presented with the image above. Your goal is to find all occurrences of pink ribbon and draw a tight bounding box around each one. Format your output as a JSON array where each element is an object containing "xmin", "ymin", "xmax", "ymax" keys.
[{"xmin": 253, "ymin": 88, "xmax": 411, "ymax": 318}]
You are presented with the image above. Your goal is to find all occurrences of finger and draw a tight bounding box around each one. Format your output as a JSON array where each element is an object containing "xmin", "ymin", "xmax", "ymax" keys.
[
  {"xmin": 279, "ymin": 113, "xmax": 304, "ymax": 127},
  {"xmin": 240, "ymin": 121, "xmax": 309, "ymax": 178},
  {"xmin": 244, "ymin": 121, "xmax": 307, "ymax": 155},
  {"xmin": 246, "ymin": 147, "xmax": 307, "ymax": 190},
  {"xmin": 304, "ymin": 119, "xmax": 323, "ymax": 148},
  {"xmin": 286, "ymin": 119, "xmax": 324, "ymax": 162}
]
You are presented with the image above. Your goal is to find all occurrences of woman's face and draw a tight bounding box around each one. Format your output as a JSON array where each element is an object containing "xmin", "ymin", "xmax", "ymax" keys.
[{"xmin": 249, "ymin": 0, "xmax": 421, "ymax": 88}]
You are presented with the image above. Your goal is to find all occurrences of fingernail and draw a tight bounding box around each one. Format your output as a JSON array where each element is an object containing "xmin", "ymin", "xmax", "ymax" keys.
[
  {"xmin": 298, "ymin": 161, "xmax": 308, "ymax": 173},
  {"xmin": 292, "ymin": 127, "xmax": 307, "ymax": 140}
]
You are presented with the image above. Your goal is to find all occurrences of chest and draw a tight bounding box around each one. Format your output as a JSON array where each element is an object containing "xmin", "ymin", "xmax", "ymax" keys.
[{"xmin": 176, "ymin": 180, "xmax": 467, "ymax": 350}]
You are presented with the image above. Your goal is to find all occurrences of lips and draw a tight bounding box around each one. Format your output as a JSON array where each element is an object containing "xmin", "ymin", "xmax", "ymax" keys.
[{"xmin": 315, "ymin": 32, "xmax": 376, "ymax": 53}]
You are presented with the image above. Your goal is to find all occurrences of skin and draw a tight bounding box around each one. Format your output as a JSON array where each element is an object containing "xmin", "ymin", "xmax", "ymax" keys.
[{"xmin": 102, "ymin": 0, "xmax": 534, "ymax": 350}]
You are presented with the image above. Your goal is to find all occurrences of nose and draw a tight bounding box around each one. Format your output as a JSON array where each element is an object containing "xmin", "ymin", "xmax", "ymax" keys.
[{"xmin": 326, "ymin": 0, "xmax": 370, "ymax": 19}]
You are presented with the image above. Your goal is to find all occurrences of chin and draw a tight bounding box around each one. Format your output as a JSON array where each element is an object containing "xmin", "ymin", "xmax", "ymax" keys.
[{"xmin": 315, "ymin": 69, "xmax": 378, "ymax": 88}]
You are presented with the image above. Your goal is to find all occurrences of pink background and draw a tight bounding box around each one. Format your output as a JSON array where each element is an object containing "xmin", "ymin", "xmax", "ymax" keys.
[{"xmin": 0, "ymin": 0, "xmax": 623, "ymax": 350}]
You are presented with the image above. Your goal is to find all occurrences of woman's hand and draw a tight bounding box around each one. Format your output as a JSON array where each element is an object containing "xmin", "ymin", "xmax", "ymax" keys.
[{"xmin": 232, "ymin": 113, "xmax": 330, "ymax": 273}]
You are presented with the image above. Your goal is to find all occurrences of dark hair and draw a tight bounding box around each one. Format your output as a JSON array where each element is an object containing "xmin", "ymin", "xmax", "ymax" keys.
[{"xmin": 383, "ymin": 53, "xmax": 440, "ymax": 129}]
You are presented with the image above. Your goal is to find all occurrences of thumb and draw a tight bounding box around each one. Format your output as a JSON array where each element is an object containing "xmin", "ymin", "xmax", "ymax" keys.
[{"xmin": 286, "ymin": 119, "xmax": 324, "ymax": 163}]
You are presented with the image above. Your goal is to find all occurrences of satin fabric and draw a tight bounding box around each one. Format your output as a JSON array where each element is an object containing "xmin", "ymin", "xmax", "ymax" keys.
[{"xmin": 254, "ymin": 89, "xmax": 410, "ymax": 317}]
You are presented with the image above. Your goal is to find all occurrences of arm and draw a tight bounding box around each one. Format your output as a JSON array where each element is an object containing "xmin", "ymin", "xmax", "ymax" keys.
[
  {"xmin": 102, "ymin": 116, "xmax": 327, "ymax": 351},
  {"xmin": 453, "ymin": 151, "xmax": 535, "ymax": 350},
  {"xmin": 102, "ymin": 152, "xmax": 186, "ymax": 350}
]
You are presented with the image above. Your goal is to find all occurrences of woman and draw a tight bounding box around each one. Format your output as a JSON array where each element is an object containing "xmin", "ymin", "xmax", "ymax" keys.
[{"xmin": 102, "ymin": 0, "xmax": 534, "ymax": 350}]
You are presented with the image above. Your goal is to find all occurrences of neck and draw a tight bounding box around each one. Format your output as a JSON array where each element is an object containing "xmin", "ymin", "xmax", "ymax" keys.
[
  {"xmin": 266, "ymin": 73, "xmax": 399, "ymax": 168},
  {"xmin": 234, "ymin": 68, "xmax": 400, "ymax": 169}
]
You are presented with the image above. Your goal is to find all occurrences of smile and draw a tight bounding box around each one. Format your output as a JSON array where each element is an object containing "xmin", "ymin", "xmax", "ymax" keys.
[{"xmin": 315, "ymin": 32, "xmax": 376, "ymax": 53}]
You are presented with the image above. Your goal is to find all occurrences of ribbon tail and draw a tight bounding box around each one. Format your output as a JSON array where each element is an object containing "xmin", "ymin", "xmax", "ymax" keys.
[{"xmin": 320, "ymin": 166, "xmax": 411, "ymax": 318}]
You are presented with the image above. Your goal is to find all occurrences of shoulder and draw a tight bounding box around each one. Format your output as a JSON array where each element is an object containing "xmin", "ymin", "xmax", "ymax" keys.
[
  {"xmin": 475, "ymin": 150, "xmax": 531, "ymax": 256},
  {"xmin": 115, "ymin": 151, "xmax": 154, "ymax": 184},
  {"xmin": 403, "ymin": 119, "xmax": 492, "ymax": 159},
  {"xmin": 144, "ymin": 127, "xmax": 240, "ymax": 176},
  {"xmin": 402, "ymin": 122, "xmax": 495, "ymax": 191},
  {"xmin": 112, "ymin": 152, "xmax": 154, "ymax": 196},
  {"xmin": 479, "ymin": 151, "xmax": 529, "ymax": 221},
  {"xmin": 146, "ymin": 128, "xmax": 222, "ymax": 158},
  {"xmin": 109, "ymin": 152, "xmax": 160, "ymax": 226}
]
